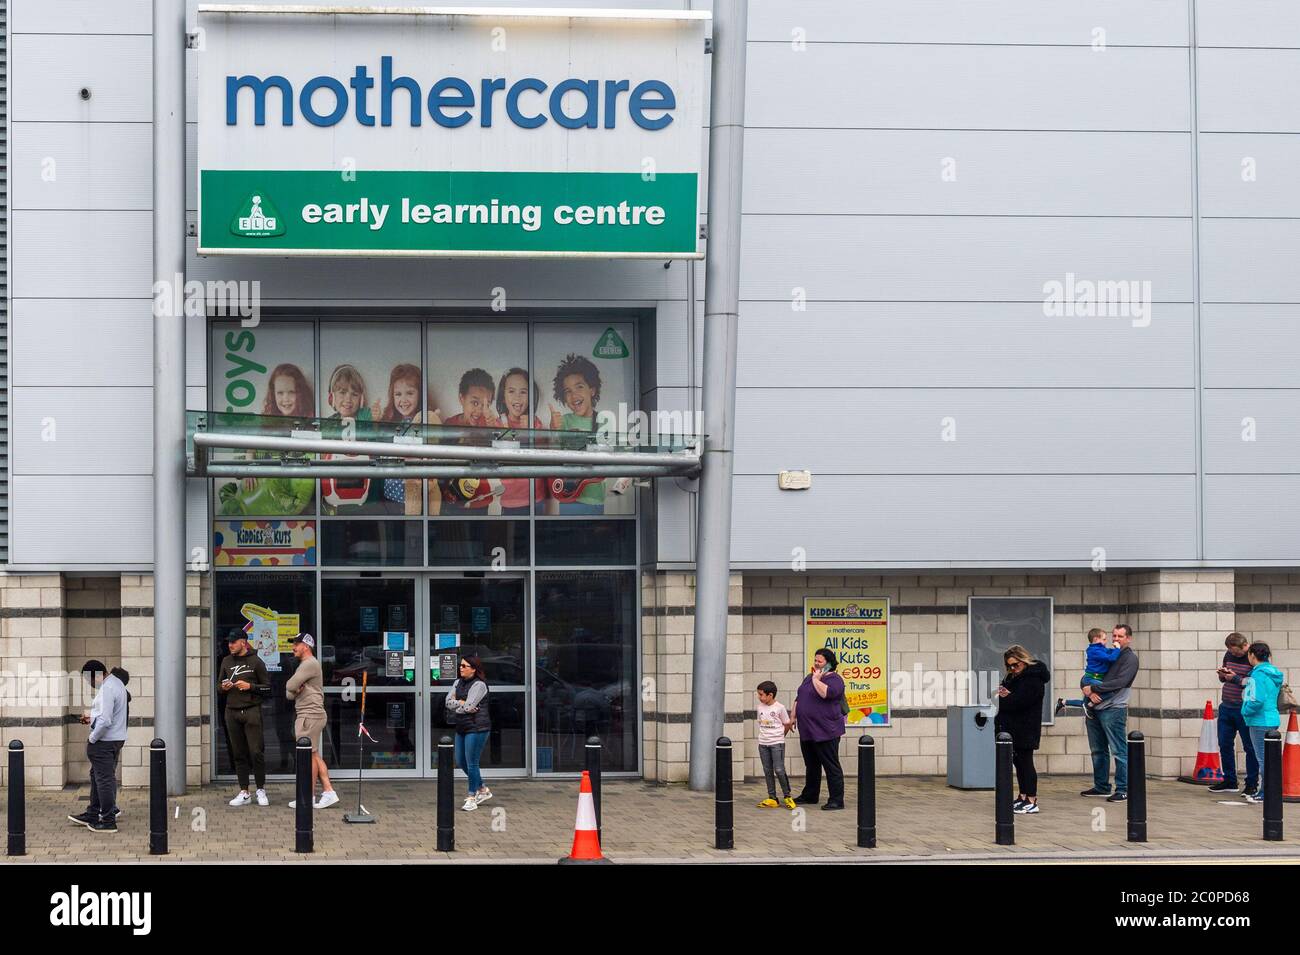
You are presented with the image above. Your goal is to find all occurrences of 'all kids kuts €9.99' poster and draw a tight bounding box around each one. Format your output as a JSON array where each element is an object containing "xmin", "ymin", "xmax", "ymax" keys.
[{"xmin": 804, "ymin": 598, "xmax": 890, "ymax": 726}]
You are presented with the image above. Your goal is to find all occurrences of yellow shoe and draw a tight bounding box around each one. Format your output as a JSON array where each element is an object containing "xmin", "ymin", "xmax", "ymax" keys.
[
  {"xmin": 783, "ymin": 796, "xmax": 797, "ymax": 810},
  {"xmin": 757, "ymin": 798, "xmax": 779, "ymax": 808}
]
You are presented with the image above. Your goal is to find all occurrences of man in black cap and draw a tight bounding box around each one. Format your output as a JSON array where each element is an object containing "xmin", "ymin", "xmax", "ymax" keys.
[{"xmin": 219, "ymin": 628, "xmax": 271, "ymax": 807}]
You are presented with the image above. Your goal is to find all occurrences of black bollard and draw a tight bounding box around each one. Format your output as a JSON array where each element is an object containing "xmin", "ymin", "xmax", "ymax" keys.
[
  {"xmin": 149, "ymin": 739, "xmax": 168, "ymax": 855},
  {"xmin": 715, "ymin": 737, "xmax": 733, "ymax": 850},
  {"xmin": 585, "ymin": 735, "xmax": 602, "ymax": 838},
  {"xmin": 294, "ymin": 736, "xmax": 313, "ymax": 854},
  {"xmin": 857, "ymin": 735, "xmax": 876, "ymax": 849},
  {"xmin": 1127, "ymin": 731, "xmax": 1147, "ymax": 843},
  {"xmin": 1264, "ymin": 729, "xmax": 1283, "ymax": 842},
  {"xmin": 436, "ymin": 735, "xmax": 455, "ymax": 852},
  {"xmin": 995, "ymin": 732, "xmax": 1014, "ymax": 846},
  {"xmin": 7, "ymin": 741, "xmax": 24, "ymax": 857}
]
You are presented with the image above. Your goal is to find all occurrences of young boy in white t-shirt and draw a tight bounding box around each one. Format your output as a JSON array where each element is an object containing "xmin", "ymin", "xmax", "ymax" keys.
[{"xmin": 756, "ymin": 681, "xmax": 796, "ymax": 809}]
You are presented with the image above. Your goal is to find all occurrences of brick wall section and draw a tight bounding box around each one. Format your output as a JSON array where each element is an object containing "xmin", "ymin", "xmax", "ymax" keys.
[
  {"xmin": 0, "ymin": 573, "xmax": 67, "ymax": 788},
  {"xmin": 641, "ymin": 571, "xmax": 744, "ymax": 784},
  {"xmin": 120, "ymin": 571, "xmax": 212, "ymax": 788},
  {"xmin": 63, "ymin": 576, "xmax": 122, "ymax": 782},
  {"xmin": 738, "ymin": 570, "xmax": 1266, "ymax": 783}
]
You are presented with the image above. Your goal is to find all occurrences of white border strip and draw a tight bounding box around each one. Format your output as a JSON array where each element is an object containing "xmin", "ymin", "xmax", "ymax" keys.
[{"xmin": 198, "ymin": 4, "xmax": 711, "ymax": 21}]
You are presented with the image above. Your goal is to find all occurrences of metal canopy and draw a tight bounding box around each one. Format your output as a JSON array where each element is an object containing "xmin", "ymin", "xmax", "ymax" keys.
[{"xmin": 186, "ymin": 410, "xmax": 702, "ymax": 479}]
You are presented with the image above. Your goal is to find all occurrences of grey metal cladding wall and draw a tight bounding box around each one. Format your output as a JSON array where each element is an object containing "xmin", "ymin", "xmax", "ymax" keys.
[
  {"xmin": 729, "ymin": 0, "xmax": 1199, "ymax": 567},
  {"xmin": 1197, "ymin": 1, "xmax": 1300, "ymax": 561},
  {"xmin": 6, "ymin": 1, "xmax": 159, "ymax": 566}
]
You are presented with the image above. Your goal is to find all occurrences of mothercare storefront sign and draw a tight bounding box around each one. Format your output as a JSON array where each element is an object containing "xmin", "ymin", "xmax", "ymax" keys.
[{"xmin": 196, "ymin": 5, "xmax": 709, "ymax": 256}]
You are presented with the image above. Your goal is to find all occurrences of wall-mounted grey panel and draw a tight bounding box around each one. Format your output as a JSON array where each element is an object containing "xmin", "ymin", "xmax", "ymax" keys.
[
  {"xmin": 11, "ymin": 300, "xmax": 153, "ymax": 387},
  {"xmin": 11, "ymin": 34, "xmax": 152, "ymax": 123},
  {"xmin": 12, "ymin": 0, "xmax": 151, "ymax": 34},
  {"xmin": 1205, "ymin": 475, "xmax": 1300, "ymax": 561},
  {"xmin": 729, "ymin": 474, "xmax": 1197, "ymax": 563},
  {"xmin": 743, "ymin": 129, "xmax": 1192, "ymax": 216},
  {"xmin": 1197, "ymin": 0, "xmax": 1300, "ymax": 49},
  {"xmin": 185, "ymin": 121, "xmax": 196, "ymax": 212},
  {"xmin": 1203, "ymin": 390, "xmax": 1300, "ymax": 473},
  {"xmin": 739, "ymin": 216, "xmax": 1194, "ymax": 302},
  {"xmin": 186, "ymin": 243, "xmax": 685, "ymax": 303},
  {"xmin": 12, "ymin": 211, "xmax": 152, "ymax": 298},
  {"xmin": 1198, "ymin": 49, "xmax": 1300, "ymax": 132},
  {"xmin": 10, "ymin": 122, "xmax": 152, "ymax": 210},
  {"xmin": 10, "ymin": 475, "xmax": 152, "ymax": 564},
  {"xmin": 186, "ymin": 313, "xmax": 207, "ymax": 390},
  {"xmin": 733, "ymin": 388, "xmax": 1195, "ymax": 475},
  {"xmin": 1203, "ymin": 305, "xmax": 1300, "ymax": 387},
  {"xmin": 747, "ymin": 1, "xmax": 1189, "ymax": 46},
  {"xmin": 1200, "ymin": 219, "xmax": 1300, "ymax": 303},
  {"xmin": 744, "ymin": 44, "xmax": 1191, "ymax": 131},
  {"xmin": 186, "ymin": 478, "xmax": 208, "ymax": 565},
  {"xmin": 1199, "ymin": 133, "xmax": 1300, "ymax": 217},
  {"xmin": 11, "ymin": 387, "xmax": 153, "ymax": 475},
  {"xmin": 736, "ymin": 302, "xmax": 1195, "ymax": 388}
]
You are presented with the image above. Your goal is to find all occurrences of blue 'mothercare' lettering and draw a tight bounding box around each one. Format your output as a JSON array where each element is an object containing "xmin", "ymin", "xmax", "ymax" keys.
[{"xmin": 225, "ymin": 58, "xmax": 677, "ymax": 131}]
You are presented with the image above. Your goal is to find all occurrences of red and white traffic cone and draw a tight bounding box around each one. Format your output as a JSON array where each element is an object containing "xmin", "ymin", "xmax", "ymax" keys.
[
  {"xmin": 558, "ymin": 771, "xmax": 610, "ymax": 864},
  {"xmin": 1178, "ymin": 701, "xmax": 1224, "ymax": 784},
  {"xmin": 1282, "ymin": 711, "xmax": 1300, "ymax": 804}
]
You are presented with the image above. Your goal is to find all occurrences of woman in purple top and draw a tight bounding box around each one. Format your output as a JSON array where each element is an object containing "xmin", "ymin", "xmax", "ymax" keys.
[{"xmin": 789, "ymin": 647, "xmax": 847, "ymax": 810}]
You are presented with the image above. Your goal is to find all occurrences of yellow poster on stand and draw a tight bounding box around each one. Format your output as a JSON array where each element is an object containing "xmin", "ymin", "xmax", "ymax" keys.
[{"xmin": 804, "ymin": 597, "xmax": 889, "ymax": 726}]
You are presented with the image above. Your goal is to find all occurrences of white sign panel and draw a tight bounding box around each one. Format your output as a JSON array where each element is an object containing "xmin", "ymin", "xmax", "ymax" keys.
[{"xmin": 196, "ymin": 5, "xmax": 709, "ymax": 257}]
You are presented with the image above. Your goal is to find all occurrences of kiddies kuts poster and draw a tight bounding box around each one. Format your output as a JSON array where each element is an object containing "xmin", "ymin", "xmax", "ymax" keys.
[
  {"xmin": 210, "ymin": 322, "xmax": 317, "ymax": 516},
  {"xmin": 804, "ymin": 598, "xmax": 890, "ymax": 726}
]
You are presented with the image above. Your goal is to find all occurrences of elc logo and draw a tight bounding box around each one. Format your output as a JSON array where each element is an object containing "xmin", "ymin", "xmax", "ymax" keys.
[{"xmin": 231, "ymin": 193, "xmax": 285, "ymax": 237}]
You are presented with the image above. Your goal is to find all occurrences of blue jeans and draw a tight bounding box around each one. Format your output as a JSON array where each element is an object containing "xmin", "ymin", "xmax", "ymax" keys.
[
  {"xmin": 455, "ymin": 730, "xmax": 489, "ymax": 795},
  {"xmin": 1248, "ymin": 726, "xmax": 1271, "ymax": 786},
  {"xmin": 1217, "ymin": 703, "xmax": 1258, "ymax": 789},
  {"xmin": 1084, "ymin": 706, "xmax": 1129, "ymax": 794}
]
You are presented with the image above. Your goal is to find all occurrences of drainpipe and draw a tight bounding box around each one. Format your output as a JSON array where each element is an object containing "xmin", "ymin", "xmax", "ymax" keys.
[
  {"xmin": 153, "ymin": 0, "xmax": 188, "ymax": 794},
  {"xmin": 688, "ymin": 0, "xmax": 747, "ymax": 791}
]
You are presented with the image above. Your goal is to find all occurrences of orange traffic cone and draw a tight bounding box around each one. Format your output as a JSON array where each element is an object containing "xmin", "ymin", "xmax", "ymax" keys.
[
  {"xmin": 558, "ymin": 771, "xmax": 610, "ymax": 864},
  {"xmin": 1178, "ymin": 701, "xmax": 1224, "ymax": 784},
  {"xmin": 1283, "ymin": 711, "xmax": 1300, "ymax": 805}
]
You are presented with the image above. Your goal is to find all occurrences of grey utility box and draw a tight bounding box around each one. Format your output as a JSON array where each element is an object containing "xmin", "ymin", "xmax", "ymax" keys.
[{"xmin": 946, "ymin": 704, "xmax": 996, "ymax": 789}]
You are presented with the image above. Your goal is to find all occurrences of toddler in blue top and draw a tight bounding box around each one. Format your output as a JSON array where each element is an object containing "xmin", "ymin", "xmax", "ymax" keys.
[{"xmin": 1054, "ymin": 628, "xmax": 1122, "ymax": 715}]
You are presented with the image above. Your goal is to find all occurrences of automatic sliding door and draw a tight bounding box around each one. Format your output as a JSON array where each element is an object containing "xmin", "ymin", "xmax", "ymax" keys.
[
  {"xmin": 320, "ymin": 576, "xmax": 420, "ymax": 773},
  {"xmin": 428, "ymin": 576, "xmax": 528, "ymax": 773}
]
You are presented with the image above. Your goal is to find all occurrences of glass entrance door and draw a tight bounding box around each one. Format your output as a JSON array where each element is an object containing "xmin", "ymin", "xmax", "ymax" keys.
[
  {"xmin": 320, "ymin": 575, "xmax": 421, "ymax": 774},
  {"xmin": 427, "ymin": 575, "xmax": 528, "ymax": 775}
]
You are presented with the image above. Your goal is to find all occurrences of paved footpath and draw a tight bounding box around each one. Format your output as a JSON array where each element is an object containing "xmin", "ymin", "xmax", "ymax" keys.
[{"xmin": 5, "ymin": 775, "xmax": 1298, "ymax": 863}]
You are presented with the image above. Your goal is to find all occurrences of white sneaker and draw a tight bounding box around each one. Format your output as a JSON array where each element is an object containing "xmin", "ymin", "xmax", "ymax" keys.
[
  {"xmin": 255, "ymin": 789, "xmax": 269, "ymax": 807},
  {"xmin": 229, "ymin": 791, "xmax": 252, "ymax": 807},
  {"xmin": 461, "ymin": 797, "xmax": 479, "ymax": 812},
  {"xmin": 474, "ymin": 787, "xmax": 493, "ymax": 805},
  {"xmin": 313, "ymin": 790, "xmax": 340, "ymax": 809},
  {"xmin": 288, "ymin": 799, "xmax": 302, "ymax": 809}
]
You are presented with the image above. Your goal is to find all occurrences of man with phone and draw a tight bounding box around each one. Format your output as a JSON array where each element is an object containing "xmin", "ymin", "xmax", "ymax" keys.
[
  {"xmin": 219, "ymin": 628, "xmax": 272, "ymax": 807},
  {"xmin": 1212, "ymin": 632, "xmax": 1258, "ymax": 796}
]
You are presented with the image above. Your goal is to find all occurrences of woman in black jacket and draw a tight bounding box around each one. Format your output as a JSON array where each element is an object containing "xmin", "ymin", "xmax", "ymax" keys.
[{"xmin": 995, "ymin": 644, "xmax": 1051, "ymax": 815}]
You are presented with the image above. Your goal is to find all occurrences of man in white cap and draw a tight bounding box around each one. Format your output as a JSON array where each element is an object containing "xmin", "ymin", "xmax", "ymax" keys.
[{"xmin": 285, "ymin": 633, "xmax": 337, "ymax": 809}]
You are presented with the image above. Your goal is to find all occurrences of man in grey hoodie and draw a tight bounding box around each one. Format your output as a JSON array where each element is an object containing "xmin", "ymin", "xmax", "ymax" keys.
[{"xmin": 69, "ymin": 663, "xmax": 130, "ymax": 833}]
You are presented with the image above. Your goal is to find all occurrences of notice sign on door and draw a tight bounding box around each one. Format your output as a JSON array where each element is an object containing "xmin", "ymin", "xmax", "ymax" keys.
[
  {"xmin": 196, "ymin": 7, "xmax": 708, "ymax": 257},
  {"xmin": 804, "ymin": 598, "xmax": 890, "ymax": 727}
]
